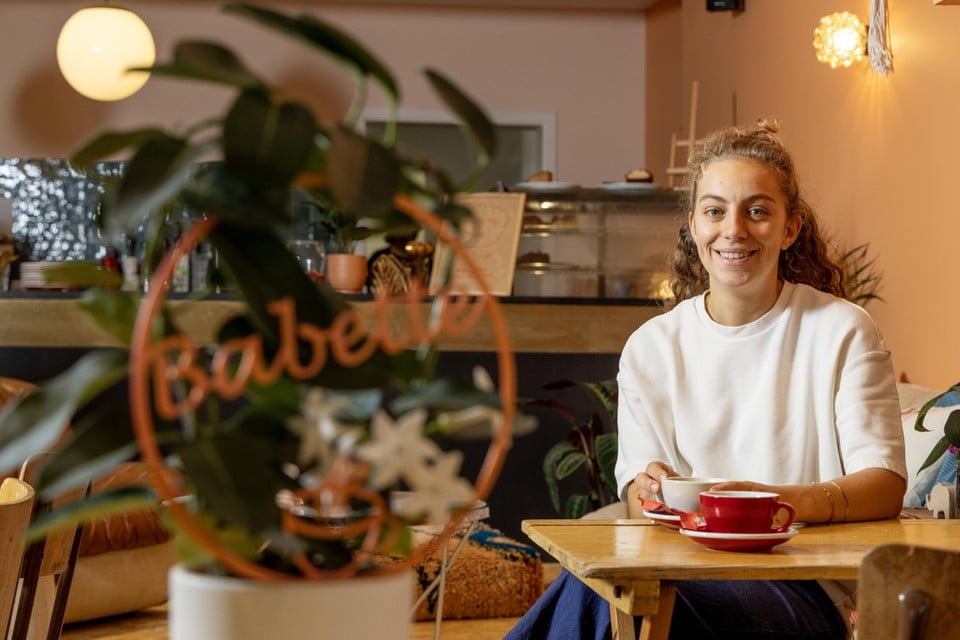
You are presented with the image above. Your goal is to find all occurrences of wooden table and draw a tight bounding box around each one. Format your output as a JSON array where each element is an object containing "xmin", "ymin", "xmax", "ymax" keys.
[{"xmin": 522, "ymin": 518, "xmax": 960, "ymax": 640}]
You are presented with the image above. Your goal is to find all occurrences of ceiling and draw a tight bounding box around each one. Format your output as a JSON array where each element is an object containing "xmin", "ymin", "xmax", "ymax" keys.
[{"xmin": 300, "ymin": 0, "xmax": 661, "ymax": 9}]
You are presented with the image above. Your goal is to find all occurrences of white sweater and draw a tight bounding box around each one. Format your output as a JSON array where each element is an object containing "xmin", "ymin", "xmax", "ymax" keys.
[{"xmin": 615, "ymin": 281, "xmax": 906, "ymax": 499}]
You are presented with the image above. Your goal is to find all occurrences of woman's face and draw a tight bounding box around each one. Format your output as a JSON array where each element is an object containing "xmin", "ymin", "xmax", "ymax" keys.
[{"xmin": 688, "ymin": 156, "xmax": 801, "ymax": 302}]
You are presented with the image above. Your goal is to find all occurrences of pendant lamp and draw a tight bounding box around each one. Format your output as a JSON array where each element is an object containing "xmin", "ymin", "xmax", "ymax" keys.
[{"xmin": 57, "ymin": 5, "xmax": 156, "ymax": 101}]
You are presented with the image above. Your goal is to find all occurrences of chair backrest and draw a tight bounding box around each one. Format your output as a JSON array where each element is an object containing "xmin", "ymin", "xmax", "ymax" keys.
[
  {"xmin": 857, "ymin": 543, "xmax": 960, "ymax": 640},
  {"xmin": 0, "ymin": 477, "xmax": 35, "ymax": 639}
]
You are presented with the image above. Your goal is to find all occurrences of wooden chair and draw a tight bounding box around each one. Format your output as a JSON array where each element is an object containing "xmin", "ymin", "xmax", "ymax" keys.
[
  {"xmin": 857, "ymin": 543, "xmax": 960, "ymax": 640},
  {"xmin": 0, "ymin": 477, "xmax": 36, "ymax": 639},
  {"xmin": 7, "ymin": 453, "xmax": 87, "ymax": 640}
]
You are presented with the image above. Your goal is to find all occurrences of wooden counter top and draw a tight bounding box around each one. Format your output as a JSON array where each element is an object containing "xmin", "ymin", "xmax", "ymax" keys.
[{"xmin": 0, "ymin": 296, "xmax": 661, "ymax": 354}]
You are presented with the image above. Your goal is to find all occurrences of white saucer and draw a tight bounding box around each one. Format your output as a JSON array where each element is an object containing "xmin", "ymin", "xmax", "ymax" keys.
[
  {"xmin": 512, "ymin": 181, "xmax": 580, "ymax": 193},
  {"xmin": 598, "ymin": 181, "xmax": 659, "ymax": 191},
  {"xmin": 679, "ymin": 527, "xmax": 798, "ymax": 552},
  {"xmin": 642, "ymin": 509, "xmax": 682, "ymax": 530}
]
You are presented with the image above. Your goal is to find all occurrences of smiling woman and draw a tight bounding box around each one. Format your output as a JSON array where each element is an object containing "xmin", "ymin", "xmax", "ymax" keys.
[{"xmin": 506, "ymin": 119, "xmax": 906, "ymax": 640}]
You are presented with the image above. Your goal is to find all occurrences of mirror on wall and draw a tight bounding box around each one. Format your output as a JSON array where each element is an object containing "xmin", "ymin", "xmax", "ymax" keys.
[{"xmin": 361, "ymin": 108, "xmax": 556, "ymax": 190}]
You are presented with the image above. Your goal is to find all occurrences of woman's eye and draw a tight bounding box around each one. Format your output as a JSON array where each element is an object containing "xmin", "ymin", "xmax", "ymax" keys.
[
  {"xmin": 703, "ymin": 207, "xmax": 722, "ymax": 217},
  {"xmin": 747, "ymin": 208, "xmax": 767, "ymax": 218}
]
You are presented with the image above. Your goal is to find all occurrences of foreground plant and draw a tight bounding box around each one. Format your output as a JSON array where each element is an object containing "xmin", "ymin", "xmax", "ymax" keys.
[{"xmin": 0, "ymin": 3, "xmax": 512, "ymax": 580}]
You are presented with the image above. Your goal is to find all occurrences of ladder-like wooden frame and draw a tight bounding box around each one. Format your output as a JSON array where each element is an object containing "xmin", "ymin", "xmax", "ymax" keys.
[{"xmin": 666, "ymin": 81, "xmax": 702, "ymax": 189}]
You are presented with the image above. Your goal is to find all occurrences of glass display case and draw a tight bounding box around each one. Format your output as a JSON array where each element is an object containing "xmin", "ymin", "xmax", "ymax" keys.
[{"xmin": 512, "ymin": 185, "xmax": 681, "ymax": 300}]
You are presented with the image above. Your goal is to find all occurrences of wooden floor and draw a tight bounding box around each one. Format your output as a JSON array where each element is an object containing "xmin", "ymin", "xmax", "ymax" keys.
[{"xmin": 60, "ymin": 604, "xmax": 521, "ymax": 639}]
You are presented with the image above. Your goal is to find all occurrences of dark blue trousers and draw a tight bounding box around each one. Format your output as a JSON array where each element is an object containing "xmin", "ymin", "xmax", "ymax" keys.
[{"xmin": 504, "ymin": 569, "xmax": 847, "ymax": 640}]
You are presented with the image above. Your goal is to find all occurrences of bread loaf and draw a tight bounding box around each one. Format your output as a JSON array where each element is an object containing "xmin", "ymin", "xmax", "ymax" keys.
[
  {"xmin": 624, "ymin": 168, "xmax": 653, "ymax": 183},
  {"xmin": 526, "ymin": 170, "xmax": 553, "ymax": 182}
]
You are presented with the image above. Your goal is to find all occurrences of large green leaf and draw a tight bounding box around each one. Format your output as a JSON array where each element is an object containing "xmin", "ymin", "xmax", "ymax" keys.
[
  {"xmin": 70, "ymin": 128, "xmax": 170, "ymax": 168},
  {"xmin": 77, "ymin": 289, "xmax": 143, "ymax": 346},
  {"xmin": 543, "ymin": 441, "xmax": 578, "ymax": 514},
  {"xmin": 223, "ymin": 90, "xmax": 317, "ymax": 190},
  {"xmin": 105, "ymin": 135, "xmax": 209, "ymax": 237},
  {"xmin": 945, "ymin": 409, "xmax": 960, "ymax": 447},
  {"xmin": 139, "ymin": 40, "xmax": 265, "ymax": 89},
  {"xmin": 328, "ymin": 127, "xmax": 400, "ymax": 219},
  {"xmin": 208, "ymin": 222, "xmax": 347, "ymax": 340},
  {"xmin": 915, "ymin": 383, "xmax": 960, "ymax": 432},
  {"xmin": 177, "ymin": 430, "xmax": 292, "ymax": 533},
  {"xmin": 563, "ymin": 494, "xmax": 589, "ymax": 520},
  {"xmin": 180, "ymin": 162, "xmax": 290, "ymax": 228},
  {"xmin": 424, "ymin": 69, "xmax": 496, "ymax": 163},
  {"xmin": 223, "ymin": 3, "xmax": 399, "ymax": 101},
  {"xmin": 595, "ymin": 432, "xmax": 619, "ymax": 496},
  {"xmin": 35, "ymin": 402, "xmax": 142, "ymax": 501},
  {"xmin": 0, "ymin": 349, "xmax": 129, "ymax": 474},
  {"xmin": 918, "ymin": 435, "xmax": 951, "ymax": 474},
  {"xmin": 555, "ymin": 450, "xmax": 587, "ymax": 480},
  {"xmin": 42, "ymin": 262, "xmax": 123, "ymax": 291}
]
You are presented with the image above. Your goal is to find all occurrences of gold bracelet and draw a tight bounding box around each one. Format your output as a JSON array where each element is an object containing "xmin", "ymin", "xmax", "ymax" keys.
[
  {"xmin": 827, "ymin": 480, "xmax": 849, "ymax": 522},
  {"xmin": 815, "ymin": 483, "xmax": 835, "ymax": 523}
]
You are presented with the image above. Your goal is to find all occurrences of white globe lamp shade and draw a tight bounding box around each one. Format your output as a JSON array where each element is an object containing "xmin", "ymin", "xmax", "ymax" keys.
[{"xmin": 57, "ymin": 6, "xmax": 156, "ymax": 101}]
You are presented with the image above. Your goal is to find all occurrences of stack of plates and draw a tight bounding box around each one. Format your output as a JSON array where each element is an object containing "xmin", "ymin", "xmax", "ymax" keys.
[{"xmin": 19, "ymin": 261, "xmax": 82, "ymax": 291}]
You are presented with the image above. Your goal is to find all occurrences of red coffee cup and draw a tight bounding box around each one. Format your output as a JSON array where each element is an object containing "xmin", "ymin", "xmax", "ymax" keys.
[{"xmin": 683, "ymin": 490, "xmax": 796, "ymax": 534}]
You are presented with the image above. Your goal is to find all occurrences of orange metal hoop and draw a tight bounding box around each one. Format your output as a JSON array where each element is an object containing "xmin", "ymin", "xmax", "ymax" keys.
[{"xmin": 128, "ymin": 195, "xmax": 516, "ymax": 582}]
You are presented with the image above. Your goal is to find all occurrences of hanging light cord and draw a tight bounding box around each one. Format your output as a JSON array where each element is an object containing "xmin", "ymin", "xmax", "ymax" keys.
[{"xmin": 868, "ymin": 0, "xmax": 894, "ymax": 76}]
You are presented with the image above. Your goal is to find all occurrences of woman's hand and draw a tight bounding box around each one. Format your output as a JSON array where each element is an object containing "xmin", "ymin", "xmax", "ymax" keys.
[
  {"xmin": 709, "ymin": 469, "xmax": 905, "ymax": 523},
  {"xmin": 625, "ymin": 461, "xmax": 677, "ymax": 518}
]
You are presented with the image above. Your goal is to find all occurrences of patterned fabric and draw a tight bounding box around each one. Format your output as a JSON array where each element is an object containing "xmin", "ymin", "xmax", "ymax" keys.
[{"xmin": 411, "ymin": 524, "xmax": 543, "ymax": 621}]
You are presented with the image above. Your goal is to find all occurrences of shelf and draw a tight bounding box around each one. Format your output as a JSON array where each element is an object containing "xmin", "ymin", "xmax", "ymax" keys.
[{"xmin": 0, "ymin": 296, "xmax": 661, "ymax": 354}]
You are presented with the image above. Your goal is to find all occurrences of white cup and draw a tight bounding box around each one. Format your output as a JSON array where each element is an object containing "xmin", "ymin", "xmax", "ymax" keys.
[{"xmin": 660, "ymin": 476, "xmax": 728, "ymax": 513}]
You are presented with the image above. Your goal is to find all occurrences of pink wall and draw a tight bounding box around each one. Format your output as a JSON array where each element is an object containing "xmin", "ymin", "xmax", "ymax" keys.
[
  {"xmin": 1, "ymin": 2, "xmax": 648, "ymax": 186},
  {"xmin": 5, "ymin": 1, "xmax": 956, "ymax": 387},
  {"xmin": 653, "ymin": 0, "xmax": 960, "ymax": 388}
]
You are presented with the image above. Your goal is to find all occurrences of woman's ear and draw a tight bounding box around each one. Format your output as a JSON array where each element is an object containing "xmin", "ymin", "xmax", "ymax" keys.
[{"xmin": 782, "ymin": 215, "xmax": 802, "ymax": 250}]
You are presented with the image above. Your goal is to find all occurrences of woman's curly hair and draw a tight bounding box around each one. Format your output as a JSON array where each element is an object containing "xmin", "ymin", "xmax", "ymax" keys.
[{"xmin": 667, "ymin": 118, "xmax": 845, "ymax": 305}]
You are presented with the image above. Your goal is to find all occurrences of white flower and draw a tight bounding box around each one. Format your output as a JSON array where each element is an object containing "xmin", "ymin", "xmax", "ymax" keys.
[
  {"xmin": 395, "ymin": 450, "xmax": 475, "ymax": 524},
  {"xmin": 356, "ymin": 408, "xmax": 441, "ymax": 489},
  {"xmin": 286, "ymin": 388, "xmax": 355, "ymax": 474}
]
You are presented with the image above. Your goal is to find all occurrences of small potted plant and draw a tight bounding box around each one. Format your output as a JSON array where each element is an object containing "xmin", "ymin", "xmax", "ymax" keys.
[
  {"xmin": 535, "ymin": 378, "xmax": 619, "ymax": 519},
  {"xmin": 0, "ymin": 4, "xmax": 512, "ymax": 639},
  {"xmin": 915, "ymin": 382, "xmax": 960, "ymax": 510}
]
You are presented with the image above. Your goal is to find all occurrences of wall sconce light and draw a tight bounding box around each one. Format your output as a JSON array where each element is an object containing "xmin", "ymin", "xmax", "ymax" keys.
[
  {"xmin": 57, "ymin": 5, "xmax": 156, "ymax": 101},
  {"xmin": 813, "ymin": 12, "xmax": 867, "ymax": 69}
]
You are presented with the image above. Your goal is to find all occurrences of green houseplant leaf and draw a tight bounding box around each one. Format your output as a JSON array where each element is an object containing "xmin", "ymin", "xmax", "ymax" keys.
[
  {"xmin": 0, "ymin": 349, "xmax": 129, "ymax": 474},
  {"xmin": 139, "ymin": 40, "xmax": 266, "ymax": 89},
  {"xmin": 424, "ymin": 69, "xmax": 496, "ymax": 171}
]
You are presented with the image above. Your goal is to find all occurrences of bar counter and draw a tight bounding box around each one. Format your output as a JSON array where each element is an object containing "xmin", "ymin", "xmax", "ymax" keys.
[{"xmin": 0, "ymin": 293, "xmax": 662, "ymax": 354}]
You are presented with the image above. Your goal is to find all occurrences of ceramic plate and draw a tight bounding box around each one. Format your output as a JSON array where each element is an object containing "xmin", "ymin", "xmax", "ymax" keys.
[
  {"xmin": 643, "ymin": 509, "xmax": 682, "ymax": 530},
  {"xmin": 598, "ymin": 182, "xmax": 659, "ymax": 191},
  {"xmin": 512, "ymin": 181, "xmax": 580, "ymax": 193},
  {"xmin": 679, "ymin": 527, "xmax": 798, "ymax": 552}
]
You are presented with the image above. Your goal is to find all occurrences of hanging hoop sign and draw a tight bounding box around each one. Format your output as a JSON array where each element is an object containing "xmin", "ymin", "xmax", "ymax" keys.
[{"xmin": 128, "ymin": 193, "xmax": 516, "ymax": 581}]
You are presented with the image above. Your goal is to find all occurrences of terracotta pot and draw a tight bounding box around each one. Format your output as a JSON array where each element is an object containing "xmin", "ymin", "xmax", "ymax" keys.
[
  {"xmin": 169, "ymin": 564, "xmax": 413, "ymax": 640},
  {"xmin": 326, "ymin": 253, "xmax": 367, "ymax": 294}
]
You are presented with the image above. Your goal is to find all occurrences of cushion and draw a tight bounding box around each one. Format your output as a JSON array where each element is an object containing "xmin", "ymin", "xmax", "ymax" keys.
[
  {"xmin": 411, "ymin": 524, "xmax": 543, "ymax": 621},
  {"xmin": 898, "ymin": 383, "xmax": 960, "ymax": 507},
  {"xmin": 64, "ymin": 463, "xmax": 178, "ymax": 623}
]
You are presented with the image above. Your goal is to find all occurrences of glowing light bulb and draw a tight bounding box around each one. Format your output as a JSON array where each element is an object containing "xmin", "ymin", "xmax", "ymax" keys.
[
  {"xmin": 813, "ymin": 12, "xmax": 866, "ymax": 70},
  {"xmin": 57, "ymin": 6, "xmax": 155, "ymax": 101}
]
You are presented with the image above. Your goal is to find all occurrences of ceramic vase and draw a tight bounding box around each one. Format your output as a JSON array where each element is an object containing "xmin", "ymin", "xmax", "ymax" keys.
[
  {"xmin": 168, "ymin": 564, "xmax": 413, "ymax": 640},
  {"xmin": 326, "ymin": 253, "xmax": 367, "ymax": 294}
]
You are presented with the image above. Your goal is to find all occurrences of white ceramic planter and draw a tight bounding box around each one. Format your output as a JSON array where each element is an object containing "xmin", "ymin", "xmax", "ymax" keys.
[{"xmin": 168, "ymin": 564, "xmax": 413, "ymax": 640}]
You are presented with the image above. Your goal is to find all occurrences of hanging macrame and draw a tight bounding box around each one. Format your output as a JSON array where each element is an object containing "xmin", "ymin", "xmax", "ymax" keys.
[{"xmin": 868, "ymin": 0, "xmax": 894, "ymax": 76}]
